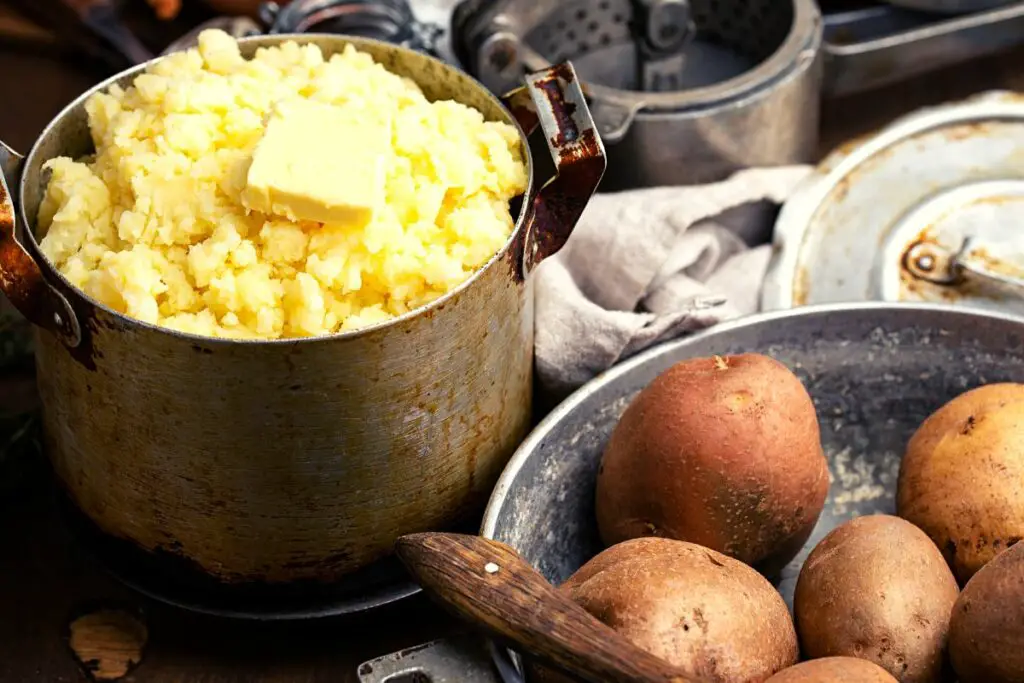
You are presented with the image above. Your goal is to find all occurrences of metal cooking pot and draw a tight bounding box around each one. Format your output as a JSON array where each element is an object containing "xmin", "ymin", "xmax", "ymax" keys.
[
  {"xmin": 358, "ymin": 301, "xmax": 1024, "ymax": 682},
  {"xmin": 0, "ymin": 35, "xmax": 606, "ymax": 597}
]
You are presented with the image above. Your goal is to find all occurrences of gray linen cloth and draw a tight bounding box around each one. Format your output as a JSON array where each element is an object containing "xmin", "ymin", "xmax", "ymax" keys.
[{"xmin": 534, "ymin": 165, "xmax": 814, "ymax": 399}]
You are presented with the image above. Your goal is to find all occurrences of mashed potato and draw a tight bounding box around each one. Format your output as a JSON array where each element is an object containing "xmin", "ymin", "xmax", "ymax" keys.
[{"xmin": 38, "ymin": 30, "xmax": 528, "ymax": 339}]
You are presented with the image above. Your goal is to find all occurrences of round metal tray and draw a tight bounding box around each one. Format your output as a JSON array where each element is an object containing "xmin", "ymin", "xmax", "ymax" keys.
[
  {"xmin": 481, "ymin": 302, "xmax": 1024, "ymax": 681},
  {"xmin": 763, "ymin": 91, "xmax": 1024, "ymax": 317}
]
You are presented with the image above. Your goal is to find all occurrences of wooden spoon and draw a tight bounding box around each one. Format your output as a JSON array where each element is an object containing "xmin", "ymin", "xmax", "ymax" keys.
[{"xmin": 395, "ymin": 532, "xmax": 698, "ymax": 683}]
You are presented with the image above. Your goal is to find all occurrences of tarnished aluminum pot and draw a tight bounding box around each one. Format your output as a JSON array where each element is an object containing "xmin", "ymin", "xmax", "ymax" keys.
[{"xmin": 0, "ymin": 35, "xmax": 606, "ymax": 588}]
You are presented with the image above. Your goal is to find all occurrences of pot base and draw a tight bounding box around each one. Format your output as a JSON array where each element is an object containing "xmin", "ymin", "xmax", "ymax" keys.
[{"xmin": 57, "ymin": 492, "xmax": 425, "ymax": 620}]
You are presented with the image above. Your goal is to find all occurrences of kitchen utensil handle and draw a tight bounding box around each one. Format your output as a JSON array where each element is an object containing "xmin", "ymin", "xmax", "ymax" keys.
[
  {"xmin": 955, "ymin": 237, "xmax": 1024, "ymax": 298},
  {"xmin": 395, "ymin": 533, "xmax": 693, "ymax": 683},
  {"xmin": 502, "ymin": 62, "xmax": 607, "ymax": 279},
  {"xmin": 0, "ymin": 141, "xmax": 82, "ymax": 349},
  {"xmin": 822, "ymin": 3, "xmax": 1024, "ymax": 98},
  {"xmin": 905, "ymin": 236, "xmax": 1024, "ymax": 300}
]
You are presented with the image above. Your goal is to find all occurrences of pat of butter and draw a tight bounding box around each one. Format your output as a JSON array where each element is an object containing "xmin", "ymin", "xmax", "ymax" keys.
[{"xmin": 242, "ymin": 99, "xmax": 390, "ymax": 225}]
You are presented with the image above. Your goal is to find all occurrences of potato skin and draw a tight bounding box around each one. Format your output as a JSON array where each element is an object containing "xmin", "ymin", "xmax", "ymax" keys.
[
  {"xmin": 534, "ymin": 537, "xmax": 798, "ymax": 683},
  {"xmin": 949, "ymin": 541, "xmax": 1024, "ymax": 683},
  {"xmin": 595, "ymin": 353, "xmax": 829, "ymax": 575},
  {"xmin": 765, "ymin": 657, "xmax": 899, "ymax": 683},
  {"xmin": 794, "ymin": 515, "xmax": 959, "ymax": 683},
  {"xmin": 898, "ymin": 383, "xmax": 1024, "ymax": 584}
]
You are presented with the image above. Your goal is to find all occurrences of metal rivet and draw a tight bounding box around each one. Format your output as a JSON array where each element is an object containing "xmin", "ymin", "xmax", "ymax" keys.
[
  {"xmin": 915, "ymin": 254, "xmax": 935, "ymax": 272},
  {"xmin": 484, "ymin": 562, "xmax": 500, "ymax": 574}
]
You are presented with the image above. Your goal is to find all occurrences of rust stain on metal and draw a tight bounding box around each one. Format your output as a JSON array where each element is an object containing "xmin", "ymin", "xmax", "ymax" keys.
[
  {"xmin": 529, "ymin": 129, "xmax": 605, "ymax": 268},
  {"xmin": 832, "ymin": 175, "xmax": 850, "ymax": 204},
  {"xmin": 898, "ymin": 230, "xmax": 995, "ymax": 303},
  {"xmin": 941, "ymin": 121, "xmax": 994, "ymax": 143},
  {"xmin": 533, "ymin": 65, "xmax": 581, "ymax": 148},
  {"xmin": 898, "ymin": 265, "xmax": 990, "ymax": 303},
  {"xmin": 792, "ymin": 266, "xmax": 810, "ymax": 307},
  {"xmin": 971, "ymin": 244, "xmax": 1024, "ymax": 279},
  {"xmin": 506, "ymin": 67, "xmax": 606, "ymax": 283}
]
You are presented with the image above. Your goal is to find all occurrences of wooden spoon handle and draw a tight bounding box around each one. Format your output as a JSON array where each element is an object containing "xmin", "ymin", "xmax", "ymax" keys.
[{"xmin": 395, "ymin": 532, "xmax": 694, "ymax": 683}]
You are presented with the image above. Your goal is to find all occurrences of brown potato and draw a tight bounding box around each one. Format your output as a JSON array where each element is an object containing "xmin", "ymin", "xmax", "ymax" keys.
[
  {"xmin": 531, "ymin": 537, "xmax": 798, "ymax": 683},
  {"xmin": 794, "ymin": 515, "xmax": 959, "ymax": 683},
  {"xmin": 949, "ymin": 540, "xmax": 1024, "ymax": 683},
  {"xmin": 898, "ymin": 383, "xmax": 1024, "ymax": 584},
  {"xmin": 595, "ymin": 353, "xmax": 829, "ymax": 575},
  {"xmin": 766, "ymin": 657, "xmax": 899, "ymax": 683}
]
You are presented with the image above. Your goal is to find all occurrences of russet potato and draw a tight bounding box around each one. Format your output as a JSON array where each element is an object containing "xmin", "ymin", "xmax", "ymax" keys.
[
  {"xmin": 765, "ymin": 657, "xmax": 899, "ymax": 683},
  {"xmin": 794, "ymin": 515, "xmax": 959, "ymax": 683},
  {"xmin": 530, "ymin": 537, "xmax": 799, "ymax": 683},
  {"xmin": 595, "ymin": 353, "xmax": 829, "ymax": 575},
  {"xmin": 949, "ymin": 540, "xmax": 1024, "ymax": 683},
  {"xmin": 898, "ymin": 383, "xmax": 1024, "ymax": 584}
]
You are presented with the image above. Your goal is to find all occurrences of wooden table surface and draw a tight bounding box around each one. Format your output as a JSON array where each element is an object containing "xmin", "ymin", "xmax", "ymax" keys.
[{"xmin": 2, "ymin": 15, "xmax": 1024, "ymax": 681}]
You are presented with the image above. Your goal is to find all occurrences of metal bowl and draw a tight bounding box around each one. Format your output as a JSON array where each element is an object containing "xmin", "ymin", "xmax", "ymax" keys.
[{"xmin": 478, "ymin": 302, "xmax": 1024, "ymax": 680}]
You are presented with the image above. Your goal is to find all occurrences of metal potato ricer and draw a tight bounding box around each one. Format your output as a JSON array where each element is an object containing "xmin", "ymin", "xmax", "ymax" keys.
[{"xmin": 450, "ymin": 0, "xmax": 1024, "ymax": 187}]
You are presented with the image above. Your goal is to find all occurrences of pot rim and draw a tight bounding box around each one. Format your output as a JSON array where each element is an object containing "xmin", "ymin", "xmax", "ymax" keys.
[{"xmin": 18, "ymin": 32, "xmax": 537, "ymax": 347}]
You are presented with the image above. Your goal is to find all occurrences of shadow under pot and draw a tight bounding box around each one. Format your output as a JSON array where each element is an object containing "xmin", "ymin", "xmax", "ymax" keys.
[{"xmin": 0, "ymin": 34, "xmax": 606, "ymax": 610}]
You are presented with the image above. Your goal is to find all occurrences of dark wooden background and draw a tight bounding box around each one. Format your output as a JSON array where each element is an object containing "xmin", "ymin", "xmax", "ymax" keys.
[{"xmin": 2, "ymin": 4, "xmax": 1024, "ymax": 680}]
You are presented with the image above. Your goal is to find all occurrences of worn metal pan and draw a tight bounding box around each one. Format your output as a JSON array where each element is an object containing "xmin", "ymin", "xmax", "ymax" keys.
[
  {"xmin": 358, "ymin": 301, "xmax": 1024, "ymax": 682},
  {"xmin": 821, "ymin": 2, "xmax": 1024, "ymax": 98},
  {"xmin": 762, "ymin": 90, "xmax": 1024, "ymax": 317}
]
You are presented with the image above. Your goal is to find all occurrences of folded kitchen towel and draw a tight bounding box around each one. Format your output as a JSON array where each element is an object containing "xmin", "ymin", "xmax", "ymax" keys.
[{"xmin": 534, "ymin": 165, "xmax": 814, "ymax": 400}]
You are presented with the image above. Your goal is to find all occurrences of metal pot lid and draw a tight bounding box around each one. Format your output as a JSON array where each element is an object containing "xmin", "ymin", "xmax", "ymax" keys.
[{"xmin": 763, "ymin": 90, "xmax": 1024, "ymax": 317}]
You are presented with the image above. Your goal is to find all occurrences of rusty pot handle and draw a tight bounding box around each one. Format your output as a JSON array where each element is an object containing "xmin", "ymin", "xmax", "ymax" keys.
[
  {"xmin": 0, "ymin": 140, "xmax": 82, "ymax": 349},
  {"xmin": 503, "ymin": 62, "xmax": 607, "ymax": 278}
]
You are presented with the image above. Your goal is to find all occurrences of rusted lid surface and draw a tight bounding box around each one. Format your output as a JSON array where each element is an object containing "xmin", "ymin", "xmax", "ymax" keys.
[{"xmin": 763, "ymin": 90, "xmax": 1024, "ymax": 317}]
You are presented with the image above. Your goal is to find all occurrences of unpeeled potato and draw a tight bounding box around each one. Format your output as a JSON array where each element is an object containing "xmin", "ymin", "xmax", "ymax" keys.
[
  {"xmin": 595, "ymin": 353, "xmax": 829, "ymax": 575},
  {"xmin": 766, "ymin": 657, "xmax": 899, "ymax": 683},
  {"xmin": 794, "ymin": 515, "xmax": 959, "ymax": 683},
  {"xmin": 530, "ymin": 537, "xmax": 798, "ymax": 683},
  {"xmin": 949, "ymin": 540, "xmax": 1024, "ymax": 683},
  {"xmin": 898, "ymin": 383, "xmax": 1024, "ymax": 584}
]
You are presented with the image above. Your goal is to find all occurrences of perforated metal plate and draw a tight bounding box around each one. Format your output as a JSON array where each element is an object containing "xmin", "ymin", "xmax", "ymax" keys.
[{"xmin": 521, "ymin": 0, "xmax": 793, "ymax": 91}]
